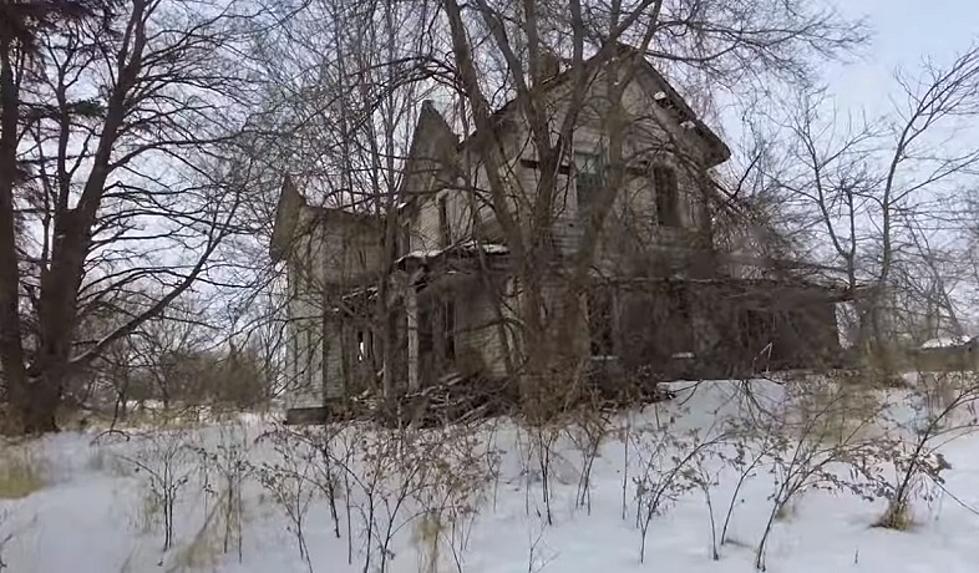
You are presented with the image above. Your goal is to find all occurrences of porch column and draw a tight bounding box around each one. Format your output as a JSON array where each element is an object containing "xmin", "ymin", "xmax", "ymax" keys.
[{"xmin": 406, "ymin": 285, "xmax": 419, "ymax": 392}]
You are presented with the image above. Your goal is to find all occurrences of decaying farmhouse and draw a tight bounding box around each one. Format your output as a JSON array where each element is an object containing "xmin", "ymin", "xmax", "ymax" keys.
[{"xmin": 270, "ymin": 49, "xmax": 848, "ymax": 419}]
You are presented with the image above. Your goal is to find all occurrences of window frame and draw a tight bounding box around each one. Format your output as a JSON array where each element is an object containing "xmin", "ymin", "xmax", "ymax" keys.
[
  {"xmin": 574, "ymin": 151, "xmax": 605, "ymax": 222},
  {"xmin": 398, "ymin": 219, "xmax": 411, "ymax": 256},
  {"xmin": 443, "ymin": 298, "xmax": 456, "ymax": 360},
  {"xmin": 587, "ymin": 286, "xmax": 617, "ymax": 360},
  {"xmin": 438, "ymin": 194, "xmax": 451, "ymax": 247},
  {"xmin": 653, "ymin": 164, "xmax": 681, "ymax": 228}
]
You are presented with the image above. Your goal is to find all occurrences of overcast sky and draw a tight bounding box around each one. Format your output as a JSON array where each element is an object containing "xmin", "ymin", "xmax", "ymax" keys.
[{"xmin": 828, "ymin": 0, "xmax": 977, "ymax": 110}]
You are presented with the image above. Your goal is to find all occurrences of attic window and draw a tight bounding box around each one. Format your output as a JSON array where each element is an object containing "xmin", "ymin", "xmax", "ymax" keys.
[
  {"xmin": 653, "ymin": 90, "xmax": 684, "ymax": 116},
  {"xmin": 653, "ymin": 165, "xmax": 680, "ymax": 227}
]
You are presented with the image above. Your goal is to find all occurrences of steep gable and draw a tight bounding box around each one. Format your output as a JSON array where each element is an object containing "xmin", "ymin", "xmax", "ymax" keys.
[
  {"xmin": 270, "ymin": 175, "xmax": 305, "ymax": 262},
  {"xmin": 629, "ymin": 60, "xmax": 730, "ymax": 166},
  {"xmin": 454, "ymin": 45, "xmax": 729, "ymax": 168},
  {"xmin": 398, "ymin": 100, "xmax": 460, "ymax": 208}
]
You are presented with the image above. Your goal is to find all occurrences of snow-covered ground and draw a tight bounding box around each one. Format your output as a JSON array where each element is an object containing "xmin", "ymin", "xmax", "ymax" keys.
[{"xmin": 2, "ymin": 378, "xmax": 978, "ymax": 573}]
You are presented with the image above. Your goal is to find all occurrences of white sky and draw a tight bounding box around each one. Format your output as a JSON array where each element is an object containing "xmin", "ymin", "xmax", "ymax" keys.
[{"xmin": 827, "ymin": 0, "xmax": 978, "ymax": 110}]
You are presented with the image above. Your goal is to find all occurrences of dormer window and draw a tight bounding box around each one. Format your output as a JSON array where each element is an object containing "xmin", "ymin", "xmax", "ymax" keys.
[
  {"xmin": 653, "ymin": 165, "xmax": 680, "ymax": 227},
  {"xmin": 575, "ymin": 151, "xmax": 604, "ymax": 221}
]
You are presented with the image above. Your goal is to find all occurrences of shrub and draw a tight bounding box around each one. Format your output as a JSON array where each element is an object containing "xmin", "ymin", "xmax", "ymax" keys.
[
  {"xmin": 0, "ymin": 445, "xmax": 45, "ymax": 499},
  {"xmin": 875, "ymin": 500, "xmax": 913, "ymax": 530}
]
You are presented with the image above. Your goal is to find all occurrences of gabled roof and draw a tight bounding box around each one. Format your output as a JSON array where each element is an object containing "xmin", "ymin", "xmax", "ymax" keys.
[
  {"xmin": 632, "ymin": 59, "xmax": 730, "ymax": 165},
  {"xmin": 269, "ymin": 176, "xmax": 381, "ymax": 262},
  {"xmin": 269, "ymin": 175, "xmax": 305, "ymax": 262},
  {"xmin": 459, "ymin": 44, "xmax": 730, "ymax": 164},
  {"xmin": 396, "ymin": 100, "xmax": 460, "ymax": 208},
  {"xmin": 397, "ymin": 48, "xmax": 730, "ymax": 209}
]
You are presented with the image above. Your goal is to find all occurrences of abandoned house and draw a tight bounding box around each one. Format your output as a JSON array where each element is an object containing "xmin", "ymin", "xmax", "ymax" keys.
[{"xmin": 270, "ymin": 48, "xmax": 848, "ymax": 417}]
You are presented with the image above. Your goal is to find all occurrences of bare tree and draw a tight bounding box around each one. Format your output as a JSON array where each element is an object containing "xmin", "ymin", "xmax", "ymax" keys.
[
  {"xmin": 436, "ymin": 0, "xmax": 867, "ymax": 412},
  {"xmin": 758, "ymin": 45, "xmax": 979, "ymax": 366},
  {"xmin": 240, "ymin": 0, "xmax": 442, "ymax": 403},
  {"xmin": 0, "ymin": 0, "xmax": 256, "ymax": 433}
]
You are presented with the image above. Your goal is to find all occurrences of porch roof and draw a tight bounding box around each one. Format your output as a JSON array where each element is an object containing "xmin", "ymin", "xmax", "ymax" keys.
[{"xmin": 394, "ymin": 240, "xmax": 509, "ymax": 270}]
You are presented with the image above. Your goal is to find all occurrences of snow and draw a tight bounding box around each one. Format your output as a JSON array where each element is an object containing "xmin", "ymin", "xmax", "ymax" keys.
[
  {"xmin": 455, "ymin": 239, "xmax": 509, "ymax": 254},
  {"xmin": 2, "ymin": 380, "xmax": 979, "ymax": 572},
  {"xmin": 921, "ymin": 336, "xmax": 971, "ymax": 349},
  {"xmin": 396, "ymin": 248, "xmax": 446, "ymax": 263},
  {"xmin": 395, "ymin": 241, "xmax": 509, "ymax": 264}
]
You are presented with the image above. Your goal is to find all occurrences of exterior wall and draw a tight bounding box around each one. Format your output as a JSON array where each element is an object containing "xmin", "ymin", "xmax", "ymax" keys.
[
  {"xmin": 685, "ymin": 285, "xmax": 843, "ymax": 375},
  {"xmin": 596, "ymin": 281, "xmax": 843, "ymax": 379},
  {"xmin": 471, "ymin": 78, "xmax": 716, "ymax": 272},
  {"xmin": 405, "ymin": 71, "xmax": 717, "ymax": 264},
  {"xmin": 411, "ymin": 198, "xmax": 439, "ymax": 252},
  {"xmin": 913, "ymin": 341, "xmax": 979, "ymax": 372},
  {"xmin": 323, "ymin": 317, "xmax": 344, "ymax": 399},
  {"xmin": 282, "ymin": 206, "xmax": 327, "ymax": 410},
  {"xmin": 614, "ymin": 283, "xmax": 698, "ymax": 376},
  {"xmin": 454, "ymin": 277, "xmax": 512, "ymax": 379},
  {"xmin": 404, "ymin": 177, "xmax": 477, "ymax": 254},
  {"xmin": 283, "ymin": 206, "xmax": 384, "ymax": 409},
  {"xmin": 320, "ymin": 215, "xmax": 383, "ymax": 286}
]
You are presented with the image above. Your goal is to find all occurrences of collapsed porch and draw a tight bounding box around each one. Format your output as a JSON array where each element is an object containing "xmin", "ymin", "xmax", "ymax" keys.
[{"xmin": 296, "ymin": 245, "xmax": 848, "ymax": 424}]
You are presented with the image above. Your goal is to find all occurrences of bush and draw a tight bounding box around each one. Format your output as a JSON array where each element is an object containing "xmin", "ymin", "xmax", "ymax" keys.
[
  {"xmin": 0, "ymin": 445, "xmax": 45, "ymax": 499},
  {"xmin": 875, "ymin": 500, "xmax": 913, "ymax": 530}
]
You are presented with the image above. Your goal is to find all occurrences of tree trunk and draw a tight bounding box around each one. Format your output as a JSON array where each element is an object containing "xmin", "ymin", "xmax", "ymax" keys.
[
  {"xmin": 517, "ymin": 262, "xmax": 588, "ymax": 421},
  {"xmin": 19, "ymin": 372, "xmax": 61, "ymax": 433},
  {"xmin": 16, "ymin": 218, "xmax": 91, "ymax": 432},
  {"xmin": 0, "ymin": 38, "xmax": 32, "ymax": 434}
]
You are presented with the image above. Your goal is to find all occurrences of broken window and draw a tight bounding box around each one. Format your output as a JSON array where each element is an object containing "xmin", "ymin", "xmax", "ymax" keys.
[
  {"xmin": 419, "ymin": 305, "xmax": 434, "ymax": 355},
  {"xmin": 739, "ymin": 309, "xmax": 775, "ymax": 355},
  {"xmin": 588, "ymin": 287, "xmax": 616, "ymax": 358},
  {"xmin": 575, "ymin": 152, "xmax": 604, "ymax": 221},
  {"xmin": 356, "ymin": 329, "xmax": 373, "ymax": 363},
  {"xmin": 443, "ymin": 298, "xmax": 456, "ymax": 360},
  {"xmin": 654, "ymin": 165, "xmax": 681, "ymax": 227},
  {"xmin": 664, "ymin": 283, "xmax": 694, "ymax": 356},
  {"xmin": 399, "ymin": 220, "xmax": 411, "ymax": 256},
  {"xmin": 438, "ymin": 195, "xmax": 451, "ymax": 247}
]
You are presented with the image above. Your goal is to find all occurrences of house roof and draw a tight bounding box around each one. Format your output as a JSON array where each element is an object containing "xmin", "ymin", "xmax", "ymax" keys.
[
  {"xmin": 396, "ymin": 100, "xmax": 460, "ymax": 211},
  {"xmin": 395, "ymin": 239, "xmax": 509, "ymax": 264},
  {"xmin": 397, "ymin": 44, "xmax": 731, "ymax": 208},
  {"xmin": 269, "ymin": 175, "xmax": 305, "ymax": 262},
  {"xmin": 269, "ymin": 175, "xmax": 382, "ymax": 262},
  {"xmin": 272, "ymin": 47, "xmax": 733, "ymax": 257},
  {"xmin": 471, "ymin": 44, "xmax": 730, "ymax": 164},
  {"xmin": 632, "ymin": 60, "xmax": 731, "ymax": 165}
]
